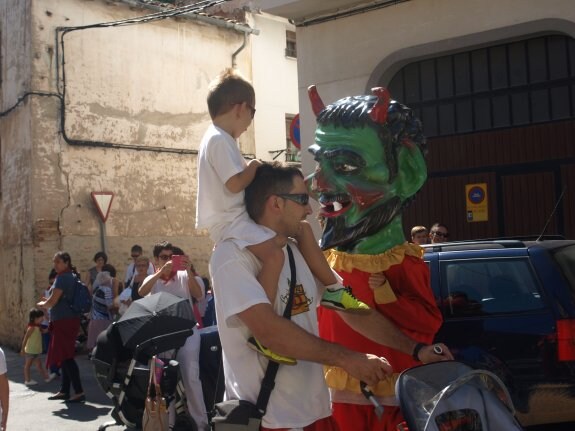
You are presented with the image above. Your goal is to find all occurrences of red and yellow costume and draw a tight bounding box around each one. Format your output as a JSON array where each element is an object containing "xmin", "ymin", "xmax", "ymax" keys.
[{"xmin": 318, "ymin": 243, "xmax": 443, "ymax": 431}]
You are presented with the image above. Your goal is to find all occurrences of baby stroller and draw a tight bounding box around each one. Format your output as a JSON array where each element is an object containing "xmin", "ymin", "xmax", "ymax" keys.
[
  {"xmin": 395, "ymin": 361, "xmax": 524, "ymax": 431},
  {"xmin": 93, "ymin": 292, "xmax": 197, "ymax": 430}
]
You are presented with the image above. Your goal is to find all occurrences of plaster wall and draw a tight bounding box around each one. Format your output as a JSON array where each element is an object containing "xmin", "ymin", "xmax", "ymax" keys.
[
  {"xmin": 293, "ymin": 0, "xmax": 575, "ymax": 178},
  {"xmin": 0, "ymin": 0, "xmax": 254, "ymax": 345},
  {"xmin": 0, "ymin": 0, "xmax": 36, "ymax": 346},
  {"xmin": 251, "ymin": 12, "xmax": 299, "ymax": 161}
]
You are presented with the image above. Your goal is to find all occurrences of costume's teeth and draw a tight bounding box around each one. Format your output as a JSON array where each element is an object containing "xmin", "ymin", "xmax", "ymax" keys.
[{"xmin": 333, "ymin": 201, "xmax": 343, "ymax": 211}]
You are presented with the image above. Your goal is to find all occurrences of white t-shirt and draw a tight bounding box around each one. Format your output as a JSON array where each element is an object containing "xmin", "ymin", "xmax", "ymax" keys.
[
  {"xmin": 124, "ymin": 261, "xmax": 155, "ymax": 285},
  {"xmin": 146, "ymin": 270, "xmax": 205, "ymax": 306},
  {"xmin": 210, "ymin": 240, "xmax": 331, "ymax": 429},
  {"xmin": 195, "ymin": 124, "xmax": 274, "ymax": 246}
]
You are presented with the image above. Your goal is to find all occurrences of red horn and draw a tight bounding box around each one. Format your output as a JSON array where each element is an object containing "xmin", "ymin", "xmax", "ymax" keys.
[
  {"xmin": 369, "ymin": 87, "xmax": 391, "ymax": 124},
  {"xmin": 308, "ymin": 85, "xmax": 326, "ymax": 117}
]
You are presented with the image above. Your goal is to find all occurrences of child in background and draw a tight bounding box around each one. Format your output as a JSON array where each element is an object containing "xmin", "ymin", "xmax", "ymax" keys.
[
  {"xmin": 20, "ymin": 308, "xmax": 53, "ymax": 386},
  {"xmin": 86, "ymin": 271, "xmax": 114, "ymax": 354},
  {"xmin": 196, "ymin": 69, "xmax": 368, "ymax": 365}
]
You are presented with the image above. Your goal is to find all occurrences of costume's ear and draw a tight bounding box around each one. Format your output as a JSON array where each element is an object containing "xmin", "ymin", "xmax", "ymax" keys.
[{"xmin": 395, "ymin": 144, "xmax": 427, "ymax": 200}]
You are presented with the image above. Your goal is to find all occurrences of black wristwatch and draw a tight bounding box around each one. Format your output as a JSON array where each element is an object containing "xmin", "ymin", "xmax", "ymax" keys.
[{"xmin": 412, "ymin": 342, "xmax": 427, "ymax": 361}]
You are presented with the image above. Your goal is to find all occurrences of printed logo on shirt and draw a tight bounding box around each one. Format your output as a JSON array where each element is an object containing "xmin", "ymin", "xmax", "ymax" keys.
[{"xmin": 281, "ymin": 280, "xmax": 313, "ymax": 316}]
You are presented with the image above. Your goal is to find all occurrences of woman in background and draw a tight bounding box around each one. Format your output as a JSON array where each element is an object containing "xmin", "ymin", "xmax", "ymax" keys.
[{"xmin": 37, "ymin": 251, "xmax": 85, "ymax": 404}]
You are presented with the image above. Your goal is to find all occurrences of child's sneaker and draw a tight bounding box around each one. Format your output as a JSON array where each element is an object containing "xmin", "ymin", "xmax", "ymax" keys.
[
  {"xmin": 25, "ymin": 380, "xmax": 38, "ymax": 386},
  {"xmin": 321, "ymin": 285, "xmax": 370, "ymax": 314},
  {"xmin": 247, "ymin": 337, "xmax": 297, "ymax": 366},
  {"xmin": 46, "ymin": 373, "xmax": 57, "ymax": 383}
]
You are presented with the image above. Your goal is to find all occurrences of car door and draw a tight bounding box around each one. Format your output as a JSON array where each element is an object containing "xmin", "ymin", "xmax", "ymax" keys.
[{"xmin": 433, "ymin": 250, "xmax": 556, "ymax": 412}]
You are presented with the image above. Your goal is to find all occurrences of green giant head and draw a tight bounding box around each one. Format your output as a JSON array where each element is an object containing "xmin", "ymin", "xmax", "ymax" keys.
[{"xmin": 306, "ymin": 86, "xmax": 427, "ymax": 253}]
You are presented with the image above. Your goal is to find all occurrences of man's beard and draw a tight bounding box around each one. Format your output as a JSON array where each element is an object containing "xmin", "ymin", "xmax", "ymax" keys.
[{"xmin": 320, "ymin": 196, "xmax": 403, "ymax": 252}]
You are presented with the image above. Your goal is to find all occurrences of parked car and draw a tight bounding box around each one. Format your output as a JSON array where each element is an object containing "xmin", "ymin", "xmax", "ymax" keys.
[{"xmin": 423, "ymin": 239, "xmax": 575, "ymax": 427}]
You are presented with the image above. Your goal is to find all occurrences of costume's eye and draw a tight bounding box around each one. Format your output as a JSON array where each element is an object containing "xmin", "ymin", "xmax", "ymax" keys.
[{"xmin": 333, "ymin": 160, "xmax": 360, "ymax": 175}]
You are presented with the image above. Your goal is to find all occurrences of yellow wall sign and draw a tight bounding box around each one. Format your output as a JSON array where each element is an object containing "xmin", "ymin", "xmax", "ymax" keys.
[{"xmin": 466, "ymin": 183, "xmax": 488, "ymax": 222}]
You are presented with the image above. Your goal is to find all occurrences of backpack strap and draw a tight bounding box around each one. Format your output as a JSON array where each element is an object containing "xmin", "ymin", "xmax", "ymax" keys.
[{"xmin": 254, "ymin": 244, "xmax": 298, "ymax": 417}]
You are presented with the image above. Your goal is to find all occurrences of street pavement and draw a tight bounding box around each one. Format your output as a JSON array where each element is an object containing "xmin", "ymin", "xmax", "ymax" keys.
[
  {"xmin": 3, "ymin": 346, "xmax": 127, "ymax": 431},
  {"xmin": 4, "ymin": 344, "xmax": 574, "ymax": 431}
]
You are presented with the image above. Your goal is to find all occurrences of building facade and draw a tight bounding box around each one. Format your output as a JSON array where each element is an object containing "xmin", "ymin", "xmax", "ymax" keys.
[
  {"xmin": 260, "ymin": 0, "xmax": 575, "ymax": 242},
  {"xmin": 0, "ymin": 0, "xmax": 297, "ymax": 346}
]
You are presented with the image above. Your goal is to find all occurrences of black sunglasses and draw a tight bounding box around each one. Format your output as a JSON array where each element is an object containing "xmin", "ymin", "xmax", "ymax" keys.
[
  {"xmin": 246, "ymin": 103, "xmax": 256, "ymax": 119},
  {"xmin": 231, "ymin": 102, "xmax": 256, "ymax": 119},
  {"xmin": 432, "ymin": 231, "xmax": 449, "ymax": 238},
  {"xmin": 277, "ymin": 193, "xmax": 310, "ymax": 205}
]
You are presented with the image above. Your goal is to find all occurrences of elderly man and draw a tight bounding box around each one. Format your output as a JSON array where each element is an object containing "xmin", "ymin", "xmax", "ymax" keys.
[{"xmin": 211, "ymin": 162, "xmax": 392, "ymax": 431}]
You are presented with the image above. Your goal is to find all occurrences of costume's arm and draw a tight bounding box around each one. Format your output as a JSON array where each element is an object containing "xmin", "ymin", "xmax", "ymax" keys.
[
  {"xmin": 374, "ymin": 260, "xmax": 443, "ymax": 337},
  {"xmin": 238, "ymin": 303, "xmax": 391, "ymax": 387}
]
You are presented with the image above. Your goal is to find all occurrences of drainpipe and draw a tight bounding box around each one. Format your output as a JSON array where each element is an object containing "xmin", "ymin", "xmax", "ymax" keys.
[{"xmin": 232, "ymin": 32, "xmax": 248, "ymax": 68}]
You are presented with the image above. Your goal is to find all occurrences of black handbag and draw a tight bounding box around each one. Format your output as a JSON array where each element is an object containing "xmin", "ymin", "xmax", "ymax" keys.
[{"xmin": 211, "ymin": 245, "xmax": 298, "ymax": 431}]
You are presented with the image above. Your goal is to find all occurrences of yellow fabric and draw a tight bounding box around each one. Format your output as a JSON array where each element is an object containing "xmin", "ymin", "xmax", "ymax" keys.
[
  {"xmin": 25, "ymin": 326, "xmax": 42, "ymax": 355},
  {"xmin": 324, "ymin": 242, "xmax": 424, "ymax": 274},
  {"xmin": 324, "ymin": 366, "xmax": 398, "ymax": 397},
  {"xmin": 373, "ymin": 279, "xmax": 397, "ymax": 304}
]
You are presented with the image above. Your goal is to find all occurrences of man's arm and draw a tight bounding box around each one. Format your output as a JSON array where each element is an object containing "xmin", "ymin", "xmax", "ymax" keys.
[
  {"xmin": 238, "ymin": 303, "xmax": 391, "ymax": 387},
  {"xmin": 339, "ymin": 312, "xmax": 453, "ymax": 363},
  {"xmin": 138, "ymin": 271, "xmax": 163, "ymax": 297}
]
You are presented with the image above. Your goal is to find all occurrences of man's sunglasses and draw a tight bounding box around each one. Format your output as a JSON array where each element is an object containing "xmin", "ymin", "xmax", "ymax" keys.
[
  {"xmin": 277, "ymin": 193, "xmax": 310, "ymax": 206},
  {"xmin": 432, "ymin": 231, "xmax": 449, "ymax": 238}
]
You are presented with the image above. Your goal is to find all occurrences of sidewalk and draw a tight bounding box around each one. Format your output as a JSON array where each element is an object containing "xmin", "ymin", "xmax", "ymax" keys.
[{"xmin": 2, "ymin": 346, "xmax": 126, "ymax": 431}]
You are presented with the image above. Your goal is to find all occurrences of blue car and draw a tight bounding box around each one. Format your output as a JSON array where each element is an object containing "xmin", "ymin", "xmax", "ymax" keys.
[{"xmin": 423, "ymin": 239, "xmax": 575, "ymax": 427}]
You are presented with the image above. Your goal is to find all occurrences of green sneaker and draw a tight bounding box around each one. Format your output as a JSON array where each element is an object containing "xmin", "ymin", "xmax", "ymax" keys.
[
  {"xmin": 321, "ymin": 286, "xmax": 370, "ymax": 314},
  {"xmin": 247, "ymin": 336, "xmax": 297, "ymax": 366}
]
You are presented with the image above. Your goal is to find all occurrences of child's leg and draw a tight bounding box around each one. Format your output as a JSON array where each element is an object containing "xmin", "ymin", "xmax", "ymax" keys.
[
  {"xmin": 24, "ymin": 357, "xmax": 32, "ymax": 382},
  {"xmin": 294, "ymin": 221, "xmax": 337, "ymax": 286},
  {"xmin": 34, "ymin": 357, "xmax": 49, "ymax": 380},
  {"xmin": 296, "ymin": 221, "xmax": 370, "ymax": 314},
  {"xmin": 246, "ymin": 238, "xmax": 284, "ymax": 305}
]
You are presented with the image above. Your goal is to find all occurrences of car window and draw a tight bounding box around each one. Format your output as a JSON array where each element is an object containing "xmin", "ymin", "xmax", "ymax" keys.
[
  {"xmin": 553, "ymin": 245, "xmax": 575, "ymax": 290},
  {"xmin": 440, "ymin": 258, "xmax": 545, "ymax": 317}
]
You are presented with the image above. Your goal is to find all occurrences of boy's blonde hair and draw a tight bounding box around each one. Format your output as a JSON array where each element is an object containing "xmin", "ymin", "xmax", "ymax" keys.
[
  {"xmin": 411, "ymin": 225, "xmax": 428, "ymax": 237},
  {"xmin": 207, "ymin": 68, "xmax": 255, "ymax": 119}
]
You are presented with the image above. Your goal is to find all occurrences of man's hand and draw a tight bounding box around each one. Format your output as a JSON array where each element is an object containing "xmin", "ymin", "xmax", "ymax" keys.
[
  {"xmin": 417, "ymin": 343, "xmax": 454, "ymax": 363},
  {"xmin": 340, "ymin": 352, "xmax": 392, "ymax": 388},
  {"xmin": 159, "ymin": 260, "xmax": 174, "ymax": 277}
]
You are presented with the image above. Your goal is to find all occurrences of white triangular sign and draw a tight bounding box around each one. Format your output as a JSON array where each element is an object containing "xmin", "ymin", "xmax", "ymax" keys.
[{"xmin": 91, "ymin": 192, "xmax": 114, "ymax": 223}]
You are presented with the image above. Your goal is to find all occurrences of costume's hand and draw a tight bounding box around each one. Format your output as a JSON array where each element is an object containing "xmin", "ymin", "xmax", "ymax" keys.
[
  {"xmin": 418, "ymin": 343, "xmax": 453, "ymax": 363},
  {"xmin": 368, "ymin": 272, "xmax": 387, "ymax": 290},
  {"xmin": 342, "ymin": 352, "xmax": 392, "ymax": 388}
]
